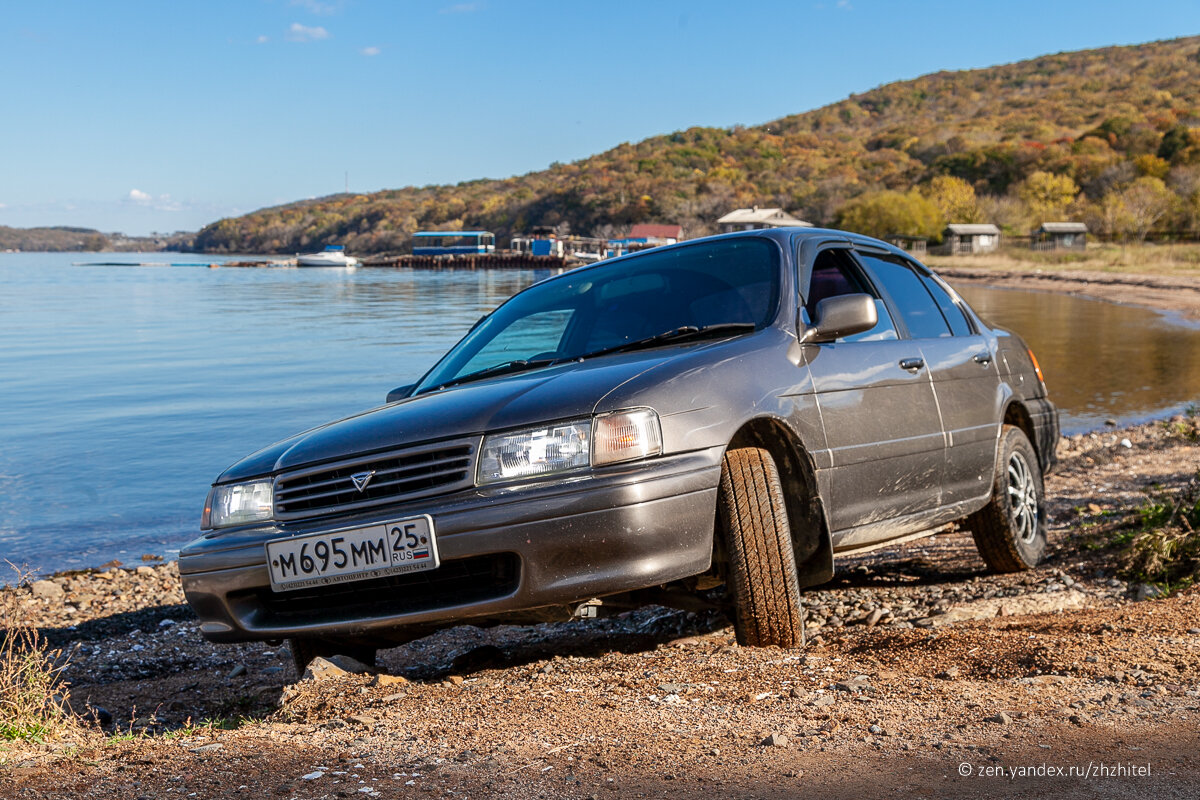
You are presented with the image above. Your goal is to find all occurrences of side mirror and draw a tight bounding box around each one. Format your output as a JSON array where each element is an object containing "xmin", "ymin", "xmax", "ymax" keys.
[
  {"xmin": 800, "ymin": 293, "xmax": 878, "ymax": 344},
  {"xmin": 386, "ymin": 384, "xmax": 415, "ymax": 403}
]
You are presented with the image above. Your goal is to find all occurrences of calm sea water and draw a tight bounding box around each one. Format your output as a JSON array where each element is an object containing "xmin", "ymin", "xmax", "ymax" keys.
[{"xmin": 1, "ymin": 253, "xmax": 1198, "ymax": 573}]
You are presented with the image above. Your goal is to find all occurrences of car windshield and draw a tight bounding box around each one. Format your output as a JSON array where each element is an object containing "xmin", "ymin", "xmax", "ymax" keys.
[{"xmin": 415, "ymin": 237, "xmax": 781, "ymax": 392}]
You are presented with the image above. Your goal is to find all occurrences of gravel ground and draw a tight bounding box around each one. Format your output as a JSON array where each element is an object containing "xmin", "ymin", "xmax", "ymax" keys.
[{"xmin": 3, "ymin": 418, "xmax": 1199, "ymax": 799}]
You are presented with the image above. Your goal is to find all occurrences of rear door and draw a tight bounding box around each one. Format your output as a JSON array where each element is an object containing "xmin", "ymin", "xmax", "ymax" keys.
[
  {"xmin": 801, "ymin": 245, "xmax": 946, "ymax": 537},
  {"xmin": 855, "ymin": 250, "xmax": 1002, "ymax": 508}
]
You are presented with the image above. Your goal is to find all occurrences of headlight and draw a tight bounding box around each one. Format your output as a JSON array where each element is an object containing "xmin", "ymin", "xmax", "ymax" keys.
[
  {"xmin": 477, "ymin": 419, "xmax": 591, "ymax": 485},
  {"xmin": 204, "ymin": 481, "xmax": 274, "ymax": 529},
  {"xmin": 593, "ymin": 408, "xmax": 662, "ymax": 465},
  {"xmin": 476, "ymin": 409, "xmax": 663, "ymax": 485}
]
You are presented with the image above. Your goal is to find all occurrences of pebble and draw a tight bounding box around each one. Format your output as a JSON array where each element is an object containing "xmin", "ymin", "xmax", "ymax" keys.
[
  {"xmin": 760, "ymin": 732, "xmax": 789, "ymax": 747},
  {"xmin": 985, "ymin": 712, "xmax": 1012, "ymax": 725},
  {"xmin": 30, "ymin": 579, "xmax": 65, "ymax": 600},
  {"xmin": 833, "ymin": 677, "xmax": 872, "ymax": 695},
  {"xmin": 189, "ymin": 743, "xmax": 224, "ymax": 753}
]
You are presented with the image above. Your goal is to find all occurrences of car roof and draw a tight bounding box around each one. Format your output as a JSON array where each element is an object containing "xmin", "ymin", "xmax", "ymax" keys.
[{"xmin": 569, "ymin": 226, "xmax": 912, "ymax": 277}]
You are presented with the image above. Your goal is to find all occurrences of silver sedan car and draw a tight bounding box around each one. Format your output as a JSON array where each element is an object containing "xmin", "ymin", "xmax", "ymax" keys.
[{"xmin": 180, "ymin": 228, "xmax": 1058, "ymax": 669}]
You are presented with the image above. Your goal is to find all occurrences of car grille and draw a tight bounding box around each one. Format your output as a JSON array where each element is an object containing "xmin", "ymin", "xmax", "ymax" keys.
[
  {"xmin": 273, "ymin": 438, "xmax": 479, "ymax": 519},
  {"xmin": 252, "ymin": 552, "xmax": 520, "ymax": 620}
]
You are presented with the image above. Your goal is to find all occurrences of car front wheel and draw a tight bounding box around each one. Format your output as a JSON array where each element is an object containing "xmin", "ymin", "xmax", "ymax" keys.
[
  {"xmin": 716, "ymin": 447, "xmax": 805, "ymax": 648},
  {"xmin": 966, "ymin": 425, "xmax": 1047, "ymax": 572}
]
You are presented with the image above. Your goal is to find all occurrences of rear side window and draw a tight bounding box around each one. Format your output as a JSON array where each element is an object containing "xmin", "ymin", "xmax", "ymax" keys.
[
  {"xmin": 919, "ymin": 274, "xmax": 973, "ymax": 336},
  {"xmin": 857, "ymin": 253, "xmax": 952, "ymax": 339}
]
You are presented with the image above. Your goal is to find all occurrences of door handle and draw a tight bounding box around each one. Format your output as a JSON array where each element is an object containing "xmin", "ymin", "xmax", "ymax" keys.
[
  {"xmin": 973, "ymin": 352, "xmax": 993, "ymax": 366},
  {"xmin": 899, "ymin": 357, "xmax": 925, "ymax": 371}
]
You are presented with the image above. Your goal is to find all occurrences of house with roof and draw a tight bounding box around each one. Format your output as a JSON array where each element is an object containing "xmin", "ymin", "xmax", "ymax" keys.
[
  {"xmin": 628, "ymin": 223, "xmax": 683, "ymax": 243},
  {"xmin": 1032, "ymin": 221, "xmax": 1087, "ymax": 251},
  {"xmin": 716, "ymin": 207, "xmax": 811, "ymax": 233},
  {"xmin": 939, "ymin": 223, "xmax": 1001, "ymax": 255}
]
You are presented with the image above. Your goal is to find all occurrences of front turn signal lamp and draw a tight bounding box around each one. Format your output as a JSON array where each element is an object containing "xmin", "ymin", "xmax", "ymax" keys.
[{"xmin": 592, "ymin": 408, "xmax": 663, "ymax": 466}]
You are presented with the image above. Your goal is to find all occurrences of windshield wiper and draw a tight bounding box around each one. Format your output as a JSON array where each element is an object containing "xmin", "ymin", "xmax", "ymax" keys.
[
  {"xmin": 572, "ymin": 323, "xmax": 757, "ymax": 362},
  {"xmin": 421, "ymin": 323, "xmax": 756, "ymax": 394},
  {"xmin": 425, "ymin": 357, "xmax": 557, "ymax": 393}
]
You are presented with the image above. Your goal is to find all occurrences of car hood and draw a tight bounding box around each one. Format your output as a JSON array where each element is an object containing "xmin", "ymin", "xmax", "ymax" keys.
[{"xmin": 216, "ymin": 349, "xmax": 680, "ymax": 483}]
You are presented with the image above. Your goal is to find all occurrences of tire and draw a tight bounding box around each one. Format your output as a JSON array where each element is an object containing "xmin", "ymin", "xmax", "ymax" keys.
[
  {"xmin": 288, "ymin": 637, "xmax": 377, "ymax": 677},
  {"xmin": 966, "ymin": 425, "xmax": 1047, "ymax": 572},
  {"xmin": 716, "ymin": 447, "xmax": 805, "ymax": 648}
]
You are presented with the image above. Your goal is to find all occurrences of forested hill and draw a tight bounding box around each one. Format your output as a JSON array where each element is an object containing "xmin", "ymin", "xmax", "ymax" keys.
[
  {"xmin": 0, "ymin": 226, "xmax": 109, "ymax": 252},
  {"xmin": 195, "ymin": 35, "xmax": 1200, "ymax": 254}
]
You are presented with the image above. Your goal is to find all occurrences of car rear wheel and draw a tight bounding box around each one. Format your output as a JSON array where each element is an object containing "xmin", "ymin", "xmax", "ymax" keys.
[
  {"xmin": 966, "ymin": 425, "xmax": 1047, "ymax": 572},
  {"xmin": 288, "ymin": 637, "xmax": 377, "ymax": 677},
  {"xmin": 717, "ymin": 447, "xmax": 805, "ymax": 648}
]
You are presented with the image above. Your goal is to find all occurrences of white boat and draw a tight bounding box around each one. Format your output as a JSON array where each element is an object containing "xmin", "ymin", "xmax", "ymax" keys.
[{"xmin": 296, "ymin": 245, "xmax": 359, "ymax": 267}]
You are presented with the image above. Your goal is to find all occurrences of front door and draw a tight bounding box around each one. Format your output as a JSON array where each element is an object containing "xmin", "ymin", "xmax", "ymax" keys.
[{"xmin": 801, "ymin": 246, "xmax": 946, "ymax": 540}]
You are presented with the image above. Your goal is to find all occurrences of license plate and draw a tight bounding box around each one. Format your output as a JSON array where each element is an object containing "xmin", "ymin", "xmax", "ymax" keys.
[{"xmin": 265, "ymin": 514, "xmax": 439, "ymax": 591}]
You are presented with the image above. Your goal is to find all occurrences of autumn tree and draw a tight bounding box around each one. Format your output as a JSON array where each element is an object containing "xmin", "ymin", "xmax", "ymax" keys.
[
  {"xmin": 1117, "ymin": 176, "xmax": 1175, "ymax": 242},
  {"xmin": 1016, "ymin": 171, "xmax": 1080, "ymax": 224},
  {"xmin": 921, "ymin": 176, "xmax": 982, "ymax": 223},
  {"xmin": 835, "ymin": 190, "xmax": 944, "ymax": 240}
]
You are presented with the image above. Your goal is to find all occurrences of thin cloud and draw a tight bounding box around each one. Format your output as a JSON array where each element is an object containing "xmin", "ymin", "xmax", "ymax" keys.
[
  {"xmin": 286, "ymin": 23, "xmax": 330, "ymax": 42},
  {"xmin": 440, "ymin": 3, "xmax": 482, "ymax": 14},
  {"xmin": 360, "ymin": 45, "xmax": 381, "ymax": 56},
  {"xmin": 125, "ymin": 189, "xmax": 180, "ymax": 211},
  {"xmin": 256, "ymin": 35, "xmax": 269, "ymax": 44}
]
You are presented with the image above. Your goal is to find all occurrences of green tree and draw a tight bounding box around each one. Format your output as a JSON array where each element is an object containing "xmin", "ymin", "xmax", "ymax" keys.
[
  {"xmin": 921, "ymin": 175, "xmax": 982, "ymax": 223},
  {"xmin": 835, "ymin": 190, "xmax": 944, "ymax": 239},
  {"xmin": 1016, "ymin": 171, "xmax": 1079, "ymax": 223}
]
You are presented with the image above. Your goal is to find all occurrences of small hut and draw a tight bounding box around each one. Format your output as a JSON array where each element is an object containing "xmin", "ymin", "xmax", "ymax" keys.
[
  {"xmin": 716, "ymin": 207, "xmax": 812, "ymax": 233},
  {"xmin": 1032, "ymin": 222, "xmax": 1087, "ymax": 251},
  {"xmin": 941, "ymin": 223, "xmax": 1001, "ymax": 255}
]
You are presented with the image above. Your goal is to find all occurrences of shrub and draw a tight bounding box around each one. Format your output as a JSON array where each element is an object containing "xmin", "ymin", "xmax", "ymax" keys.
[{"xmin": 0, "ymin": 569, "xmax": 83, "ymax": 745}]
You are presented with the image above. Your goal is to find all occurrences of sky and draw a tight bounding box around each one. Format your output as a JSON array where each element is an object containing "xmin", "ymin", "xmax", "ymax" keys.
[{"xmin": 2, "ymin": 1, "xmax": 1199, "ymax": 236}]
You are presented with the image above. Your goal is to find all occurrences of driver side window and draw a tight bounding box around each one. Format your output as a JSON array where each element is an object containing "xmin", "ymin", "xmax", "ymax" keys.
[{"xmin": 803, "ymin": 249, "xmax": 898, "ymax": 342}]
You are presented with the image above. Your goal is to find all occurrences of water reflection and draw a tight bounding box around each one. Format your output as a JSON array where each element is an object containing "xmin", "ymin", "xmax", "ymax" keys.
[{"xmin": 955, "ymin": 286, "xmax": 1200, "ymax": 433}]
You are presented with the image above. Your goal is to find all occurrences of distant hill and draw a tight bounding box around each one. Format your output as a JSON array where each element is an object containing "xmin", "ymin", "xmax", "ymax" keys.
[
  {"xmin": 194, "ymin": 35, "xmax": 1200, "ymax": 254},
  {"xmin": 0, "ymin": 226, "xmax": 194, "ymax": 253},
  {"xmin": 0, "ymin": 225, "xmax": 109, "ymax": 252}
]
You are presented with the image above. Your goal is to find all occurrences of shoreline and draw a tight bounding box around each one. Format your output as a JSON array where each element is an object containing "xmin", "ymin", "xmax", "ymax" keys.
[{"xmin": 935, "ymin": 263, "xmax": 1200, "ymax": 323}]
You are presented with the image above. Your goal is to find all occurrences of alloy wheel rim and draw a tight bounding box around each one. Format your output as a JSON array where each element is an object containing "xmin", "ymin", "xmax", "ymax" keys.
[{"xmin": 1006, "ymin": 451, "xmax": 1039, "ymax": 544}]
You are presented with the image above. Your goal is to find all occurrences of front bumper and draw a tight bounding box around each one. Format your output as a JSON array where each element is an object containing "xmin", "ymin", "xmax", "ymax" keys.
[{"xmin": 179, "ymin": 448, "xmax": 723, "ymax": 642}]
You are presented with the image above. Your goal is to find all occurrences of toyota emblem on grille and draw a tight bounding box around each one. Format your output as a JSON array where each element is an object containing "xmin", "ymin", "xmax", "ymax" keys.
[{"xmin": 351, "ymin": 470, "xmax": 376, "ymax": 492}]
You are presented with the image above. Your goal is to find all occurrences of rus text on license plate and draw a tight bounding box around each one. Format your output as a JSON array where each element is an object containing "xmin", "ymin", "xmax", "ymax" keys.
[{"xmin": 266, "ymin": 515, "xmax": 439, "ymax": 591}]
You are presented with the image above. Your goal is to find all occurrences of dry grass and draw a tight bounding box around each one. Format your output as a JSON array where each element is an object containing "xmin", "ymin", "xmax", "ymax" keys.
[
  {"xmin": 926, "ymin": 241, "xmax": 1200, "ymax": 277},
  {"xmin": 0, "ymin": 566, "xmax": 85, "ymax": 747},
  {"xmin": 1121, "ymin": 474, "xmax": 1200, "ymax": 594}
]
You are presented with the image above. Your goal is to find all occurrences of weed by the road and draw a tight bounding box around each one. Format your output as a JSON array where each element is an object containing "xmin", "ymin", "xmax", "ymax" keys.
[
  {"xmin": 1121, "ymin": 474, "xmax": 1200, "ymax": 594},
  {"xmin": 0, "ymin": 566, "xmax": 84, "ymax": 745}
]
